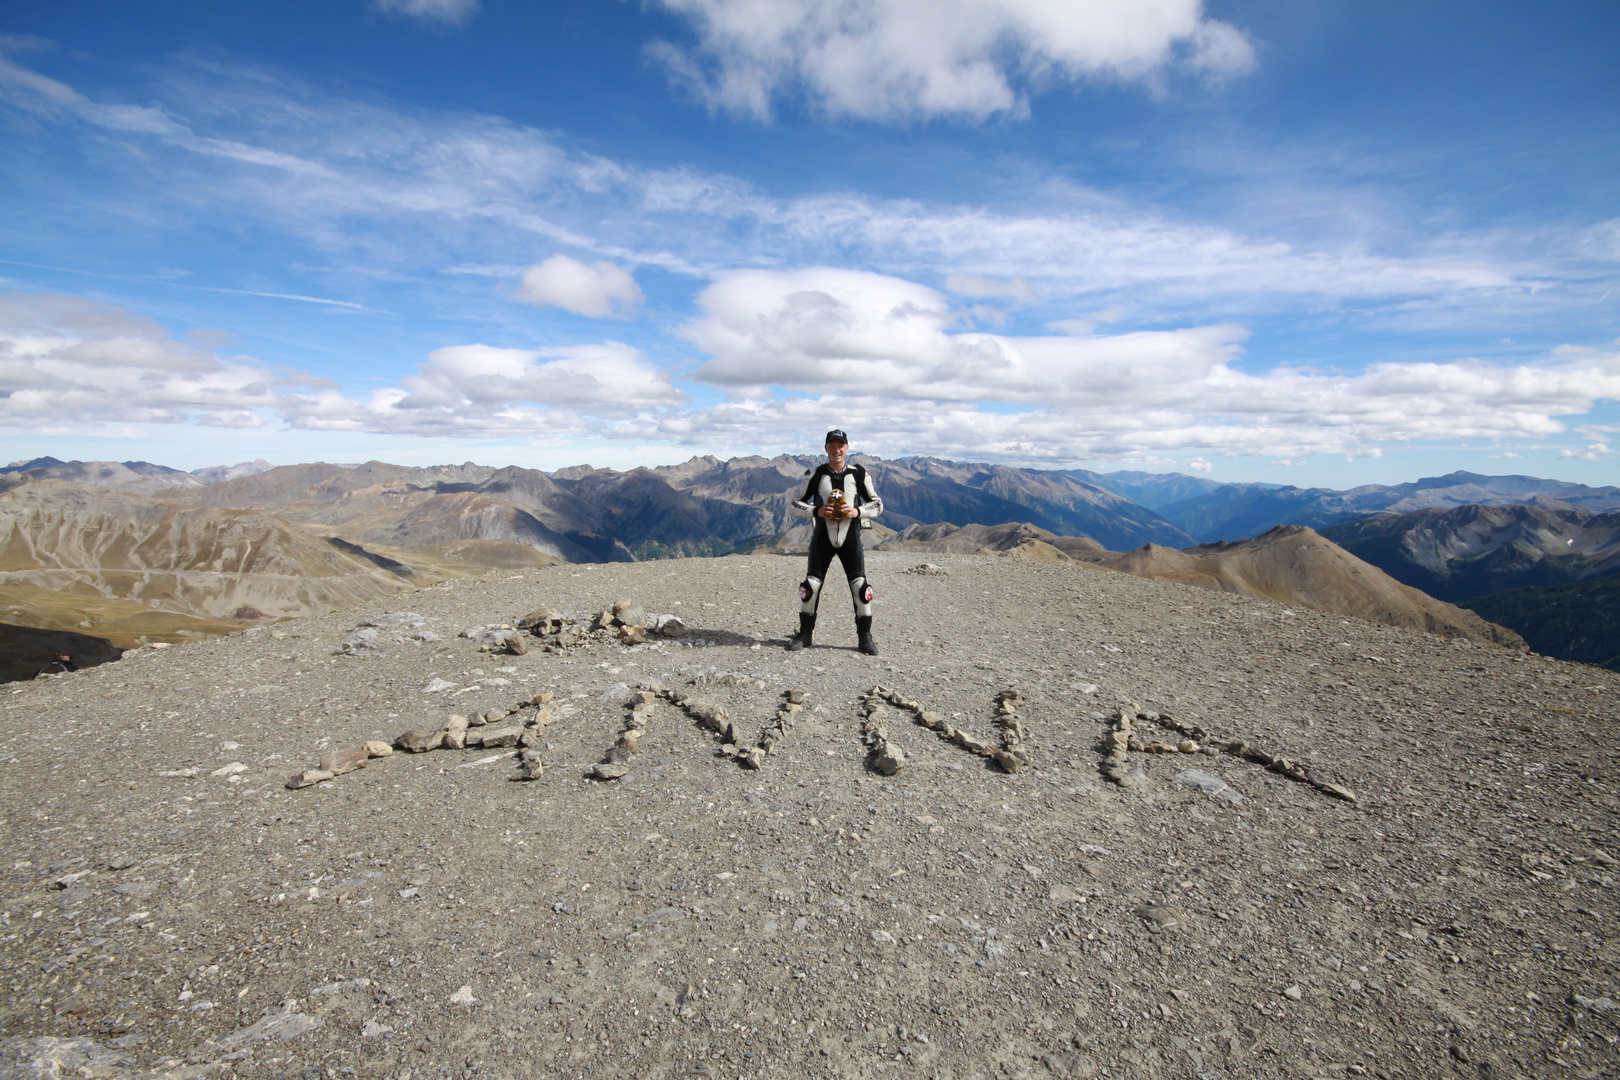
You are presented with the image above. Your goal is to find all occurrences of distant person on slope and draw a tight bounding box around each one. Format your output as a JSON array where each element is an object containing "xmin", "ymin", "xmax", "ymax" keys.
[
  {"xmin": 35, "ymin": 652, "xmax": 75, "ymax": 678},
  {"xmin": 787, "ymin": 429, "xmax": 884, "ymax": 656}
]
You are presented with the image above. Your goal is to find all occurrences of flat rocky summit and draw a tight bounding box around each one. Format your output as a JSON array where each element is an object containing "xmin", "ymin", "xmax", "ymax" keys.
[{"xmin": 1, "ymin": 552, "xmax": 1616, "ymax": 1080}]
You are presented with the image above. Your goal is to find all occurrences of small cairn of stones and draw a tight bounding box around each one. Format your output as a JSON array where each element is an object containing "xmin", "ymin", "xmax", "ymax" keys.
[
  {"xmin": 1098, "ymin": 706, "xmax": 1357, "ymax": 803},
  {"xmin": 588, "ymin": 687, "xmax": 662, "ymax": 780},
  {"xmin": 511, "ymin": 599, "xmax": 686, "ymax": 654},
  {"xmin": 284, "ymin": 691, "xmax": 558, "ymax": 789},
  {"xmin": 905, "ymin": 563, "xmax": 949, "ymax": 576}
]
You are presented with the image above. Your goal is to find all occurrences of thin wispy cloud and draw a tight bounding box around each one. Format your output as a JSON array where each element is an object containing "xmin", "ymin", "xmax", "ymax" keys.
[{"xmin": 372, "ymin": 0, "xmax": 481, "ymax": 28}]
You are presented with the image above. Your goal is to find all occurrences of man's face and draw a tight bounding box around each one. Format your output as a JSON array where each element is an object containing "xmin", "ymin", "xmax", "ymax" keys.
[{"xmin": 825, "ymin": 440, "xmax": 848, "ymax": 469}]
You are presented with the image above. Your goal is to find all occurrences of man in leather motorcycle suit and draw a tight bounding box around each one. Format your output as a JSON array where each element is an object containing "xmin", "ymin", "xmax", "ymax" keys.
[{"xmin": 786, "ymin": 429, "xmax": 883, "ymax": 656}]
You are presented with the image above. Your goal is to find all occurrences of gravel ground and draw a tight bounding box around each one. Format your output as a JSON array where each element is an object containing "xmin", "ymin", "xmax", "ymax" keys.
[{"xmin": 1, "ymin": 551, "xmax": 1617, "ymax": 1080}]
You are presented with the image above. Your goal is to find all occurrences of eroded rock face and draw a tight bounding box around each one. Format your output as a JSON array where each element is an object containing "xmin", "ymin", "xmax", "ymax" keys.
[{"xmin": 0, "ymin": 481, "xmax": 419, "ymax": 631}]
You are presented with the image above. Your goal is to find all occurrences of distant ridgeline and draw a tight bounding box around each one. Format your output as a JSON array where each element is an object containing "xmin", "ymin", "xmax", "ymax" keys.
[{"xmin": 1, "ymin": 456, "xmax": 1615, "ymax": 669}]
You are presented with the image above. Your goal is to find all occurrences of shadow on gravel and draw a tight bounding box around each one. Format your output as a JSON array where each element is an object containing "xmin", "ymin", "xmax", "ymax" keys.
[{"xmin": 678, "ymin": 627, "xmax": 786, "ymax": 649}]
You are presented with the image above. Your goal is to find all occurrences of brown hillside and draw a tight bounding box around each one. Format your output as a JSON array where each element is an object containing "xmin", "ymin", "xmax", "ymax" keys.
[
  {"xmin": 1103, "ymin": 525, "xmax": 1524, "ymax": 647},
  {"xmin": 879, "ymin": 521, "xmax": 1111, "ymax": 561},
  {"xmin": 0, "ymin": 481, "xmax": 419, "ymax": 629}
]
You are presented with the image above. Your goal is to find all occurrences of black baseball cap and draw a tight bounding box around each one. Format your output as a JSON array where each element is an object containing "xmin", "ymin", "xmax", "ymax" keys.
[{"xmin": 824, "ymin": 429, "xmax": 849, "ymax": 444}]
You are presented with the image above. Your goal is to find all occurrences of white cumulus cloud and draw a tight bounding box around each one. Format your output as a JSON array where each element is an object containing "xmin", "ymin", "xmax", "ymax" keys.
[
  {"xmin": 669, "ymin": 267, "xmax": 1620, "ymax": 462},
  {"xmin": 282, "ymin": 341, "xmax": 684, "ymax": 437},
  {"xmin": 0, "ymin": 293, "xmax": 318, "ymax": 430},
  {"xmin": 650, "ymin": 0, "xmax": 1255, "ymax": 121},
  {"xmin": 513, "ymin": 256, "xmax": 646, "ymax": 318}
]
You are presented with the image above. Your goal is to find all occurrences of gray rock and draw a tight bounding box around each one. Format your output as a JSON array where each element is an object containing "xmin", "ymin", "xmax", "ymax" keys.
[
  {"xmin": 286, "ymin": 769, "xmax": 335, "ymax": 789},
  {"xmin": 363, "ymin": 741, "xmax": 392, "ymax": 758},
  {"xmin": 318, "ymin": 746, "xmax": 369, "ymax": 776},
  {"xmin": 442, "ymin": 714, "xmax": 469, "ymax": 750},
  {"xmin": 1574, "ymin": 994, "xmax": 1620, "ymax": 1012},
  {"xmin": 396, "ymin": 730, "xmax": 445, "ymax": 753},
  {"xmin": 0, "ymin": 1037, "xmax": 136, "ymax": 1079},
  {"xmin": 337, "ymin": 627, "xmax": 383, "ymax": 655},
  {"xmin": 872, "ymin": 743, "xmax": 905, "ymax": 775},
  {"xmin": 589, "ymin": 763, "xmax": 629, "ymax": 780},
  {"xmin": 513, "ymin": 749, "xmax": 545, "ymax": 780},
  {"xmin": 653, "ymin": 614, "xmax": 687, "ymax": 638},
  {"xmin": 1173, "ymin": 769, "xmax": 1242, "ymax": 805},
  {"xmin": 363, "ymin": 612, "xmax": 425, "ymax": 630},
  {"xmin": 212, "ymin": 1002, "xmax": 319, "ymax": 1049},
  {"xmin": 686, "ymin": 700, "xmax": 731, "ymax": 730},
  {"xmin": 516, "ymin": 608, "xmax": 562, "ymax": 630},
  {"xmin": 612, "ymin": 599, "xmax": 647, "ymax": 628},
  {"xmin": 480, "ymin": 725, "xmax": 523, "ymax": 749},
  {"xmin": 504, "ymin": 632, "xmax": 529, "ymax": 656}
]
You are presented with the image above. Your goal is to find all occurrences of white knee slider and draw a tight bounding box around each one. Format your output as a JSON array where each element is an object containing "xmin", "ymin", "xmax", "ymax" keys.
[
  {"xmin": 849, "ymin": 576, "xmax": 873, "ymax": 617},
  {"xmin": 799, "ymin": 575, "xmax": 824, "ymax": 615}
]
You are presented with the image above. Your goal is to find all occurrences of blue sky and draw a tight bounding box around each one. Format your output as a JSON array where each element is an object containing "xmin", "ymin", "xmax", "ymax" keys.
[{"xmin": 1, "ymin": 0, "xmax": 1617, "ymax": 487}]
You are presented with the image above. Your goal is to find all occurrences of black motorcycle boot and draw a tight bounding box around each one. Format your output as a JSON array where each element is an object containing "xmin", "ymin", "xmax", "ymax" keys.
[
  {"xmin": 786, "ymin": 613, "xmax": 816, "ymax": 652},
  {"xmin": 855, "ymin": 615, "xmax": 879, "ymax": 656}
]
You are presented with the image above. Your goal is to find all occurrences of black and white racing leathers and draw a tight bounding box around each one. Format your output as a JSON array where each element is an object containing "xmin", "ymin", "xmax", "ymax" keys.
[{"xmin": 790, "ymin": 462, "xmax": 884, "ymax": 620}]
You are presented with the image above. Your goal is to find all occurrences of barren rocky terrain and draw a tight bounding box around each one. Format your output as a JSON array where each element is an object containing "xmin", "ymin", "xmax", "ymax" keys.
[{"xmin": 1, "ymin": 552, "xmax": 1616, "ymax": 1080}]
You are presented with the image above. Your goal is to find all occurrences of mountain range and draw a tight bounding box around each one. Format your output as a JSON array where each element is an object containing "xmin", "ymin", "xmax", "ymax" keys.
[
  {"xmin": 3, "ymin": 453, "xmax": 1615, "ymax": 668},
  {"xmin": 1125, "ymin": 469, "xmax": 1620, "ymax": 542},
  {"xmin": 1, "ymin": 455, "xmax": 277, "ymax": 494}
]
